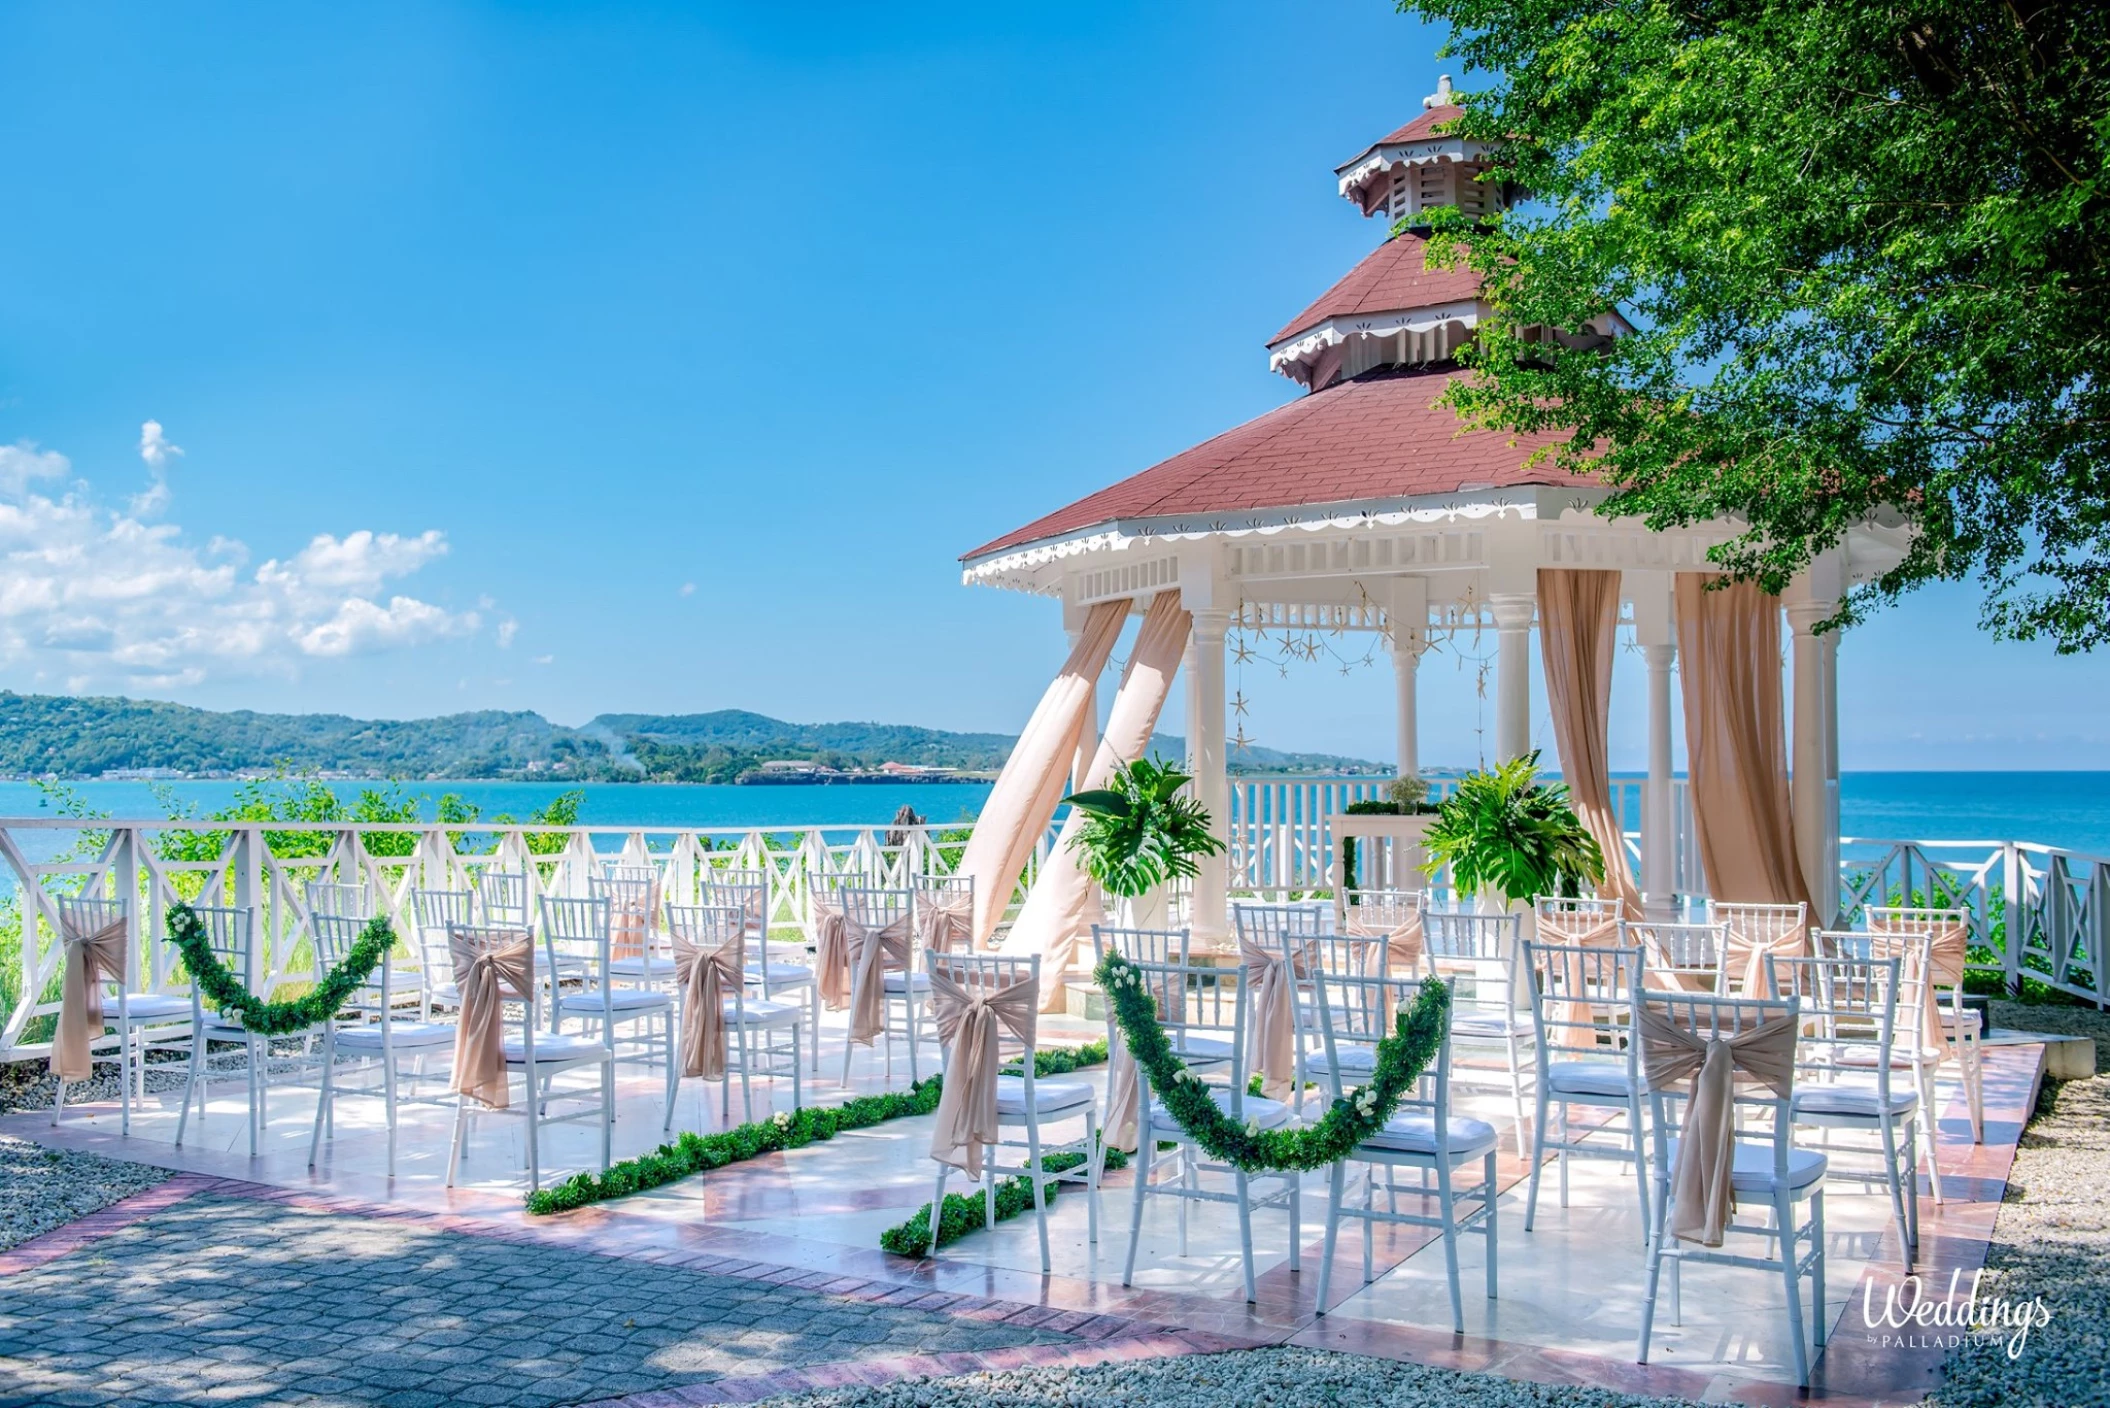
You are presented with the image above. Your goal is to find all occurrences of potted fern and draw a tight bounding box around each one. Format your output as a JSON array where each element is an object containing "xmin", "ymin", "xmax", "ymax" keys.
[
  {"xmin": 1418, "ymin": 752, "xmax": 1604, "ymax": 917},
  {"xmin": 1062, "ymin": 755, "xmax": 1227, "ymax": 930}
]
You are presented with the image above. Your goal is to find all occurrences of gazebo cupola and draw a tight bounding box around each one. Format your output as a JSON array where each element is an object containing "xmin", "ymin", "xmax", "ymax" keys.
[{"xmin": 1268, "ymin": 79, "xmax": 1500, "ymax": 391}]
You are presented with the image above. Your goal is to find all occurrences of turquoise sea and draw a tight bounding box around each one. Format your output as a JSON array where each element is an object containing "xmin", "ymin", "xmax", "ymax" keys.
[{"xmin": 3, "ymin": 772, "xmax": 2109, "ymax": 857}]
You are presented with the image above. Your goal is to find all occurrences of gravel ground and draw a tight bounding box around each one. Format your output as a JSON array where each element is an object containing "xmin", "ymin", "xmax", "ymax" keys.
[
  {"xmin": 1930, "ymin": 1002, "xmax": 2110, "ymax": 1407},
  {"xmin": 0, "ymin": 1133, "xmax": 170, "ymax": 1251},
  {"xmin": 745, "ymin": 1345, "xmax": 1697, "ymax": 1408}
]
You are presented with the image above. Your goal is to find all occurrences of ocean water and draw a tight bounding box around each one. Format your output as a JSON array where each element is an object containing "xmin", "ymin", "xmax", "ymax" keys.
[{"xmin": 3, "ymin": 772, "xmax": 2108, "ymax": 861}]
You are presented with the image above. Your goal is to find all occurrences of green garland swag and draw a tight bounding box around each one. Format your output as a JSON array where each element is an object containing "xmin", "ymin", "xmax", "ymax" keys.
[
  {"xmin": 1094, "ymin": 950, "xmax": 1450, "ymax": 1173},
  {"xmin": 526, "ymin": 1041, "xmax": 1112, "ymax": 1216},
  {"xmin": 165, "ymin": 903, "xmax": 395, "ymax": 1037},
  {"xmin": 878, "ymin": 1146, "xmax": 1129, "ymax": 1259}
]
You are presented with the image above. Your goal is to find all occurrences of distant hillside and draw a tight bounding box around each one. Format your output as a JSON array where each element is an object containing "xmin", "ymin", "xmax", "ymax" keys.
[{"xmin": 0, "ymin": 692, "xmax": 1387, "ymax": 782}]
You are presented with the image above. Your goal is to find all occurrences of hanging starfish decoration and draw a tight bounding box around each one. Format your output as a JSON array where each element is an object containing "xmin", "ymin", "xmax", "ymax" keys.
[
  {"xmin": 1231, "ymin": 723, "xmax": 1252, "ymax": 751},
  {"xmin": 1231, "ymin": 637, "xmax": 1255, "ymax": 666},
  {"xmin": 1231, "ymin": 690, "xmax": 1250, "ymax": 718}
]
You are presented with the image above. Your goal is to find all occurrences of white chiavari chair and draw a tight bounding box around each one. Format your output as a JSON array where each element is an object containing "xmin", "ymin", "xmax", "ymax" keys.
[
  {"xmin": 1521, "ymin": 939, "xmax": 1649, "ymax": 1236},
  {"xmin": 1635, "ymin": 992, "xmax": 1824, "ymax": 1387},
  {"xmin": 707, "ymin": 867, "xmax": 821, "ymax": 1075},
  {"xmin": 174, "ymin": 904, "xmax": 282, "ymax": 1158},
  {"xmin": 923, "ymin": 950, "xmax": 1099, "ymax": 1274},
  {"xmin": 1707, "ymin": 900, "xmax": 1809, "ymax": 995},
  {"xmin": 1110, "ymin": 940, "xmax": 1300, "ymax": 1303},
  {"xmin": 837, "ymin": 884, "xmax": 929, "ymax": 1084},
  {"xmin": 1419, "ymin": 899, "xmax": 1533, "ymax": 1153},
  {"xmin": 411, "ymin": 887, "xmax": 475, "ymax": 1017},
  {"xmin": 1817, "ymin": 929, "xmax": 1952, "ymax": 1205},
  {"xmin": 1865, "ymin": 906, "xmax": 1985, "ymax": 1143},
  {"xmin": 663, "ymin": 902, "xmax": 804, "ymax": 1127},
  {"xmin": 1770, "ymin": 949, "xmax": 1920, "ymax": 1271},
  {"xmin": 1312, "ymin": 969, "xmax": 1499, "ymax": 1334},
  {"xmin": 50, "ymin": 894, "xmax": 188, "ymax": 1135},
  {"xmin": 444, "ymin": 922, "xmax": 612, "ymax": 1191},
  {"xmin": 1623, "ymin": 918, "xmax": 1732, "ymax": 991},
  {"xmin": 540, "ymin": 895, "xmax": 678, "ymax": 1103},
  {"xmin": 306, "ymin": 912, "xmax": 454, "ymax": 1176}
]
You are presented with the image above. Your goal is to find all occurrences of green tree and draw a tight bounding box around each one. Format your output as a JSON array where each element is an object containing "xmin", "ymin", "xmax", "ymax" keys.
[{"xmin": 1401, "ymin": 1, "xmax": 2110, "ymax": 647}]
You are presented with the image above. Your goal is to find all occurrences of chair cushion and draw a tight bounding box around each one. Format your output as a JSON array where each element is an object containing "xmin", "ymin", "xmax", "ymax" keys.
[
  {"xmin": 607, "ymin": 955, "xmax": 677, "ymax": 979},
  {"xmin": 881, "ymin": 972, "xmax": 933, "ymax": 993},
  {"xmin": 746, "ymin": 962, "xmax": 814, "ymax": 988},
  {"xmin": 1793, "ymin": 1085, "xmax": 1918, "ymax": 1118},
  {"xmin": 1305, "ymin": 1044, "xmax": 1377, "ymax": 1076},
  {"xmin": 1147, "ymin": 1090, "xmax": 1291, "ymax": 1133},
  {"xmin": 501, "ymin": 1033, "xmax": 609, "ymax": 1064},
  {"xmin": 1546, "ymin": 1061, "xmax": 1636, "ymax": 1097},
  {"xmin": 1665, "ymin": 1137, "xmax": 1827, "ymax": 1191},
  {"xmin": 994, "ymin": 1076, "xmax": 1096, "ymax": 1116},
  {"xmin": 1171, "ymin": 1034, "xmax": 1235, "ymax": 1064},
  {"xmin": 723, "ymin": 998, "xmax": 801, "ymax": 1024},
  {"xmin": 1450, "ymin": 1012, "xmax": 1523, "ymax": 1039},
  {"xmin": 1360, "ymin": 1113, "xmax": 1500, "ymax": 1157},
  {"xmin": 332, "ymin": 1021, "xmax": 456, "ymax": 1051},
  {"xmin": 557, "ymin": 989, "xmax": 672, "ymax": 1014},
  {"xmin": 114, "ymin": 993, "xmax": 191, "ymax": 1021},
  {"xmin": 427, "ymin": 980, "xmax": 461, "ymax": 1004}
]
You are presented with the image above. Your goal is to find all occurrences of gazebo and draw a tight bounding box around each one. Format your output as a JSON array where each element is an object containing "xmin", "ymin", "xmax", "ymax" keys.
[{"xmin": 955, "ymin": 79, "xmax": 1909, "ymax": 997}]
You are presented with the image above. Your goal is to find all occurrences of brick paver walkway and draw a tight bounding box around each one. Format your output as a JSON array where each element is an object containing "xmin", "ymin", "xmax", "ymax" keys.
[{"xmin": 0, "ymin": 1192, "xmax": 1076, "ymax": 1408}]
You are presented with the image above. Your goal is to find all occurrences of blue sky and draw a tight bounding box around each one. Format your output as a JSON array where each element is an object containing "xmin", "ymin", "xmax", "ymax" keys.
[{"xmin": 1, "ymin": 1, "xmax": 2104, "ymax": 772}]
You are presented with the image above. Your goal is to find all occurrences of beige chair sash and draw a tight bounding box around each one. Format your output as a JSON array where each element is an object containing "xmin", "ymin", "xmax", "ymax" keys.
[
  {"xmin": 1238, "ymin": 937, "xmax": 1309, "ymax": 1101},
  {"xmin": 1541, "ymin": 919, "xmax": 1624, "ymax": 1044},
  {"xmin": 1638, "ymin": 1006, "xmax": 1798, "ymax": 1246},
  {"xmin": 673, "ymin": 927, "xmax": 743, "ymax": 1079},
  {"xmin": 50, "ymin": 916, "xmax": 128, "ymax": 1082},
  {"xmin": 927, "ymin": 966, "xmax": 1039, "ymax": 1175},
  {"xmin": 1721, "ymin": 914, "xmax": 1805, "ymax": 996},
  {"xmin": 813, "ymin": 895, "xmax": 852, "ymax": 1011},
  {"xmin": 1867, "ymin": 921, "xmax": 1969, "ymax": 1061},
  {"xmin": 449, "ymin": 929, "xmax": 533, "ymax": 1109},
  {"xmin": 1342, "ymin": 909, "xmax": 1423, "ymax": 976},
  {"xmin": 610, "ymin": 881, "xmax": 661, "ymax": 962},
  {"xmin": 917, "ymin": 890, "xmax": 974, "ymax": 956},
  {"xmin": 844, "ymin": 911, "xmax": 916, "ymax": 1045}
]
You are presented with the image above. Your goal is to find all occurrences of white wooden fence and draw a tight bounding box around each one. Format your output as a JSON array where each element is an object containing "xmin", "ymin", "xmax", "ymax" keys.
[{"xmin": 4, "ymin": 791, "xmax": 2101, "ymax": 1057}]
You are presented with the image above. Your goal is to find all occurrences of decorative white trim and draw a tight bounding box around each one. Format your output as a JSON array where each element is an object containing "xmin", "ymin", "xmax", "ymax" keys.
[
  {"xmin": 1266, "ymin": 301, "xmax": 1483, "ymax": 374},
  {"xmin": 1335, "ymin": 137, "xmax": 1495, "ymax": 205},
  {"xmin": 960, "ymin": 486, "xmax": 1553, "ymax": 589}
]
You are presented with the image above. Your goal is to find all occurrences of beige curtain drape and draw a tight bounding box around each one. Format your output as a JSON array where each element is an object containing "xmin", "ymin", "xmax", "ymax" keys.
[
  {"xmin": 955, "ymin": 600, "xmax": 1129, "ymax": 946},
  {"xmin": 1538, "ymin": 569, "xmax": 1642, "ymax": 916},
  {"xmin": 1674, "ymin": 576, "xmax": 1817, "ymax": 912},
  {"xmin": 1008, "ymin": 591, "xmax": 1193, "ymax": 1011}
]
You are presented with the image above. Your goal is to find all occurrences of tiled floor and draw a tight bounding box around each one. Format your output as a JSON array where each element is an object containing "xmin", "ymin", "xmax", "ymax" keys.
[{"xmin": 2, "ymin": 1012, "xmax": 2047, "ymax": 1407}]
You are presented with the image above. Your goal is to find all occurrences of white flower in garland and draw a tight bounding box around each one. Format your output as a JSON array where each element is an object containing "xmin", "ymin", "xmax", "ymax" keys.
[{"xmin": 772, "ymin": 1111, "xmax": 792, "ymax": 1130}]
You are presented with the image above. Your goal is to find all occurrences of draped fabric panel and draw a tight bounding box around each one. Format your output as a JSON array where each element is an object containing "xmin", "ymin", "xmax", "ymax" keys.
[
  {"xmin": 1537, "ymin": 569, "xmax": 1643, "ymax": 916},
  {"xmin": 1674, "ymin": 576, "xmax": 1817, "ymax": 911},
  {"xmin": 955, "ymin": 600, "xmax": 1128, "ymax": 946},
  {"xmin": 1008, "ymin": 591, "xmax": 1193, "ymax": 1011}
]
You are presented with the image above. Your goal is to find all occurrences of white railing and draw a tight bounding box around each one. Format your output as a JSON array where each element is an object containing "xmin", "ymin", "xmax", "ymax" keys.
[
  {"xmin": 6, "ymin": 808, "xmax": 2102, "ymax": 1056},
  {"xmin": 0, "ymin": 817, "xmax": 1052, "ymax": 1056},
  {"xmin": 1839, "ymin": 837, "xmax": 2109, "ymax": 1003},
  {"xmin": 1225, "ymin": 774, "xmax": 1701, "ymax": 897}
]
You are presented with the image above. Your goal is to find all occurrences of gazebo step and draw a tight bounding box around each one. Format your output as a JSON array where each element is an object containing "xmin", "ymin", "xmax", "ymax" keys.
[{"xmin": 1064, "ymin": 980, "xmax": 1106, "ymax": 1023}]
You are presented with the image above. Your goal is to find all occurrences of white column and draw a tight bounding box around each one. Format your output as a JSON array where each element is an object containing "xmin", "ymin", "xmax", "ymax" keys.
[
  {"xmin": 1489, "ymin": 593, "xmax": 1535, "ymax": 764},
  {"xmin": 1786, "ymin": 599, "xmax": 1841, "ymax": 923},
  {"xmin": 1642, "ymin": 643, "xmax": 1677, "ymax": 918},
  {"xmin": 1189, "ymin": 609, "xmax": 1231, "ymax": 949},
  {"xmin": 1392, "ymin": 636, "xmax": 1424, "ymax": 779},
  {"xmin": 1389, "ymin": 576, "xmax": 1428, "ymax": 779}
]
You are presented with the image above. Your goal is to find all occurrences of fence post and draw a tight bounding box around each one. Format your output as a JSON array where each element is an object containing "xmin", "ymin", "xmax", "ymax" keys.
[
  {"xmin": 2094, "ymin": 861, "xmax": 2110, "ymax": 1010},
  {"xmin": 2002, "ymin": 842, "xmax": 2024, "ymax": 995}
]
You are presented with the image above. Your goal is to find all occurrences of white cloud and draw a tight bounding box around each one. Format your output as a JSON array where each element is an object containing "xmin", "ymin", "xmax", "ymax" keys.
[
  {"xmin": 139, "ymin": 421, "xmax": 182, "ymax": 470},
  {"xmin": 496, "ymin": 618, "xmax": 518, "ymax": 649},
  {"xmin": 679, "ymin": 581, "xmax": 696, "ymax": 597},
  {"xmin": 532, "ymin": 654, "xmax": 554, "ymax": 666},
  {"xmin": 0, "ymin": 431, "xmax": 487, "ymax": 691},
  {"xmin": 0, "ymin": 442, "xmax": 70, "ymax": 495}
]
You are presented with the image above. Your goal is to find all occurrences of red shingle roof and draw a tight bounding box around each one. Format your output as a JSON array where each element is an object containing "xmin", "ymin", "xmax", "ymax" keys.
[
  {"xmin": 963, "ymin": 366, "xmax": 1586, "ymax": 562},
  {"xmin": 1335, "ymin": 105, "xmax": 1464, "ymax": 176},
  {"xmin": 1269, "ymin": 234, "xmax": 1483, "ymax": 347}
]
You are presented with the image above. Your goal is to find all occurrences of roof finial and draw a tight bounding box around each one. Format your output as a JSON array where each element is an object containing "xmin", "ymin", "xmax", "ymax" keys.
[{"xmin": 1423, "ymin": 74, "xmax": 1454, "ymax": 110}]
